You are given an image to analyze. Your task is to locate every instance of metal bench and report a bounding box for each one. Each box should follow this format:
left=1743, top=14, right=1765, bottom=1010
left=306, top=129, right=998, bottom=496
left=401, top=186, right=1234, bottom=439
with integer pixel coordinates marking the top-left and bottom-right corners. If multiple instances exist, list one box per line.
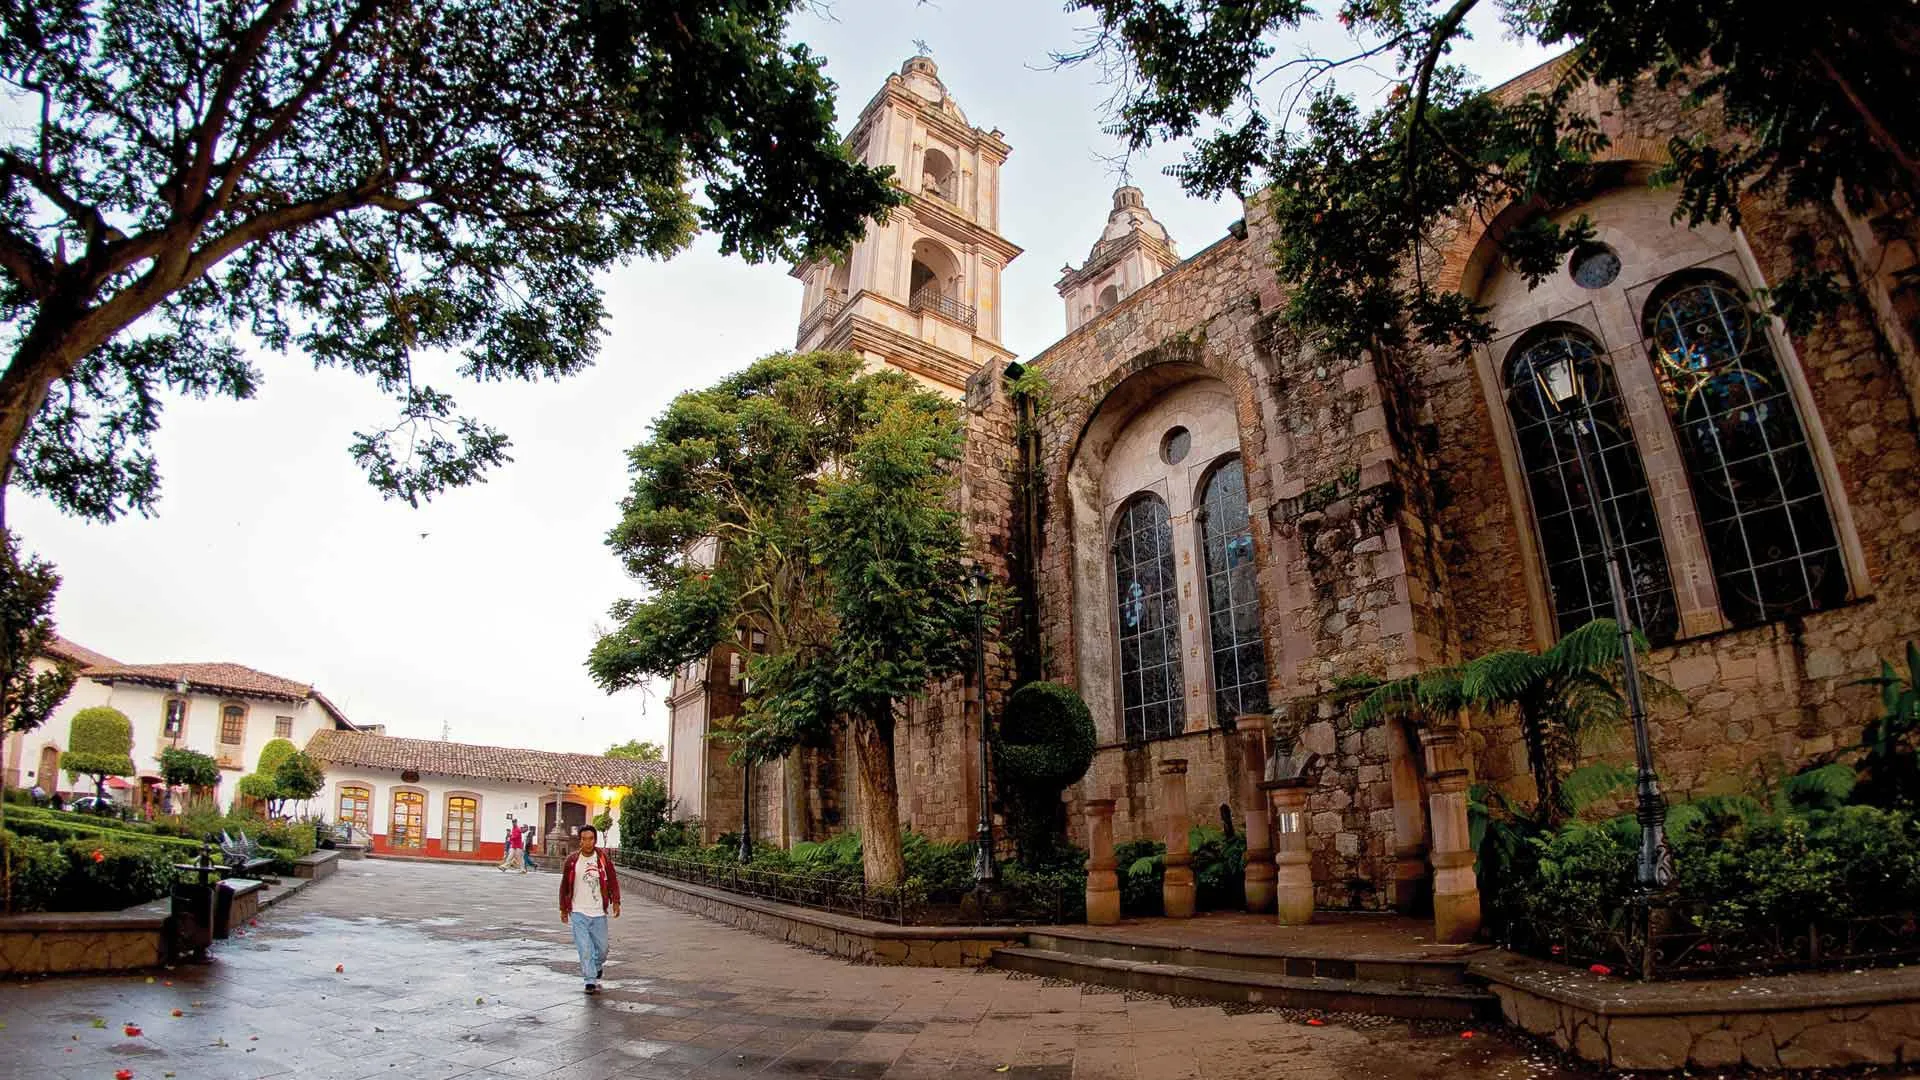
left=219, top=831, right=276, bottom=877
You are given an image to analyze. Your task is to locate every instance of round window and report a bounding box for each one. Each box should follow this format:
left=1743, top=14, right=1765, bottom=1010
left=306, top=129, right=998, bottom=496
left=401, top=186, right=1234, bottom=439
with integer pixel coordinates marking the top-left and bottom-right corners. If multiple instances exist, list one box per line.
left=1160, top=426, right=1191, bottom=465
left=1569, top=242, right=1622, bottom=289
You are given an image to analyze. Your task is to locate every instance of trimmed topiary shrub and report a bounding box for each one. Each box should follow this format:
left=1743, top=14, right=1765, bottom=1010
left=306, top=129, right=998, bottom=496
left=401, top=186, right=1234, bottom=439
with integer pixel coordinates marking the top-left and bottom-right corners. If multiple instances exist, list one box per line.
left=993, top=681, right=1096, bottom=867
left=60, top=705, right=135, bottom=799
left=1, top=830, right=66, bottom=912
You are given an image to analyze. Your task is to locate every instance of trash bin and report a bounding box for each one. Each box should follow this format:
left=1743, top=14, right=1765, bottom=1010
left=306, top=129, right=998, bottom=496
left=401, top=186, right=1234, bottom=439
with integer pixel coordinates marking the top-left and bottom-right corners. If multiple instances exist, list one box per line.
left=170, top=843, right=222, bottom=963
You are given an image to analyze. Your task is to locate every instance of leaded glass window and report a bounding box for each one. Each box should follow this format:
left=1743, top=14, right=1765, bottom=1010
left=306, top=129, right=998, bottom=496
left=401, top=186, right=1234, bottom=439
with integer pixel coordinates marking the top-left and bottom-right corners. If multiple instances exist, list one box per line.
left=1644, top=274, right=1846, bottom=624
left=1505, top=326, right=1679, bottom=642
left=1113, top=493, right=1184, bottom=741
left=1199, top=459, right=1269, bottom=723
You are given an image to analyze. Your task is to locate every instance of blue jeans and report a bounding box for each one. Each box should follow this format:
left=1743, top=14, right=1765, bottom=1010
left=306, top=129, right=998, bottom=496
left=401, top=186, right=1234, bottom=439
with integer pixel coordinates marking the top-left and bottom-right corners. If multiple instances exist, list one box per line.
left=522, top=847, right=535, bottom=869
left=569, top=911, right=607, bottom=985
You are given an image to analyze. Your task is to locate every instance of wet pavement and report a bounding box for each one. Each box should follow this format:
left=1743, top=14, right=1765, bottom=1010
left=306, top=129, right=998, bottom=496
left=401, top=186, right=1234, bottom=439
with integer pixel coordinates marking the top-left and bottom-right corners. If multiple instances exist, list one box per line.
left=0, top=858, right=1616, bottom=1079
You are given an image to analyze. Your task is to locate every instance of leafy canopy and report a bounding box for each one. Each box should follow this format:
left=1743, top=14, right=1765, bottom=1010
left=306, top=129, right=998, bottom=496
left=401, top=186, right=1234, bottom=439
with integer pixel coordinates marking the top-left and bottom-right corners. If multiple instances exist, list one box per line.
left=588, top=350, right=980, bottom=884
left=0, top=0, right=903, bottom=522
left=0, top=534, right=75, bottom=737
left=605, top=739, right=664, bottom=762
left=272, top=750, right=326, bottom=803
left=1060, top=0, right=1915, bottom=353
left=158, top=746, right=220, bottom=789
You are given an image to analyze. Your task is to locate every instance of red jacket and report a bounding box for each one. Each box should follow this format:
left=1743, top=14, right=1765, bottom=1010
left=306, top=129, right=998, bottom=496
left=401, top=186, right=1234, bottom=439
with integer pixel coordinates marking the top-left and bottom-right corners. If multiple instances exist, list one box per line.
left=558, top=849, right=621, bottom=915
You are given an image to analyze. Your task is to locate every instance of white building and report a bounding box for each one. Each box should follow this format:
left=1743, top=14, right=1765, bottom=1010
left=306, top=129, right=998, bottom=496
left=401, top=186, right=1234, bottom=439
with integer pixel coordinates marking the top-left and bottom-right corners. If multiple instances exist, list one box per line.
left=5, top=636, right=360, bottom=812
left=305, top=730, right=665, bottom=861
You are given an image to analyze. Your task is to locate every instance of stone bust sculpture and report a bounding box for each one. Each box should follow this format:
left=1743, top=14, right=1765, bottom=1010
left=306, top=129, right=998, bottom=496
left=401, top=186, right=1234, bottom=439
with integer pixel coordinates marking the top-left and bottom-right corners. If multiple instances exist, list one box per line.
left=1264, top=714, right=1322, bottom=784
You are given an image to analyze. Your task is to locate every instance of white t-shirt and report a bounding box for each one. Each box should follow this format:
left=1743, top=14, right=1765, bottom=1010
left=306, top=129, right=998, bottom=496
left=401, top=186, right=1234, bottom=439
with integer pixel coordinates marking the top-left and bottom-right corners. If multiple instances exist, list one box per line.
left=572, top=851, right=605, bottom=913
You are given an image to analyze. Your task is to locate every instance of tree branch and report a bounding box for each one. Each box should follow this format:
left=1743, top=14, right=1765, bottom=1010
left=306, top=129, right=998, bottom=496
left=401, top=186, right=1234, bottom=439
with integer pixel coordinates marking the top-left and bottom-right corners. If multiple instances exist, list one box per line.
left=0, top=151, right=122, bottom=250
left=1402, top=0, right=1480, bottom=299
left=181, top=0, right=299, bottom=215
left=0, top=226, right=54, bottom=300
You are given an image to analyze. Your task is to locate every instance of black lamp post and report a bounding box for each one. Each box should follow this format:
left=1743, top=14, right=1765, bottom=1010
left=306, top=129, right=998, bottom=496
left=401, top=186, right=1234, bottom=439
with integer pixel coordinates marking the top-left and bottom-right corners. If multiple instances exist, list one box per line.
left=965, top=567, right=998, bottom=888
left=1534, top=353, right=1674, bottom=892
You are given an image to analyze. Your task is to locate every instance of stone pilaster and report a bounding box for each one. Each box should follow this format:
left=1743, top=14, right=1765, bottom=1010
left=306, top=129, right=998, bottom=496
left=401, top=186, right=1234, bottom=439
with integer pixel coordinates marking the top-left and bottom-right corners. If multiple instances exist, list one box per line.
left=1264, top=779, right=1315, bottom=925
left=1159, top=759, right=1195, bottom=919
left=1419, top=718, right=1480, bottom=944
left=1238, top=715, right=1275, bottom=913
left=1084, top=799, right=1120, bottom=925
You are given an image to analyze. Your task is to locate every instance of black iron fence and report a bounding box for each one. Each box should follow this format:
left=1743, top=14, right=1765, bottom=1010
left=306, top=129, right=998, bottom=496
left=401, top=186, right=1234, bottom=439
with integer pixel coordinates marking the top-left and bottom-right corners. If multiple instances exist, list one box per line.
left=909, top=287, right=977, bottom=331
left=614, top=849, right=1080, bottom=927
left=796, top=295, right=845, bottom=347
left=1510, top=900, right=1920, bottom=980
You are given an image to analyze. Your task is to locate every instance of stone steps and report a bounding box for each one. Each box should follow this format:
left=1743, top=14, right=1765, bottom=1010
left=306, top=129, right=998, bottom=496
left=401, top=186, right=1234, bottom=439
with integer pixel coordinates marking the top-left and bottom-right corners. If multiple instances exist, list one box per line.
left=991, top=945, right=1495, bottom=1020
left=991, top=930, right=1497, bottom=1020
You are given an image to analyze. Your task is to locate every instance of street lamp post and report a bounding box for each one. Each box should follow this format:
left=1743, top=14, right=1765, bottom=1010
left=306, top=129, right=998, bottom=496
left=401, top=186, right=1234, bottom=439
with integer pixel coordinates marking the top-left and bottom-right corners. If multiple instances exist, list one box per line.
left=1534, top=354, right=1674, bottom=892
left=965, top=568, right=998, bottom=888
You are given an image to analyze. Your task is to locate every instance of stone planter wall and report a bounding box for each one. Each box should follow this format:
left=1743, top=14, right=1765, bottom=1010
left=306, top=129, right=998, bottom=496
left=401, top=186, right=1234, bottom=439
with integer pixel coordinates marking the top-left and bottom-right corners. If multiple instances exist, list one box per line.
left=0, top=908, right=168, bottom=975
left=1471, top=951, right=1920, bottom=1071
left=626, top=871, right=1018, bottom=967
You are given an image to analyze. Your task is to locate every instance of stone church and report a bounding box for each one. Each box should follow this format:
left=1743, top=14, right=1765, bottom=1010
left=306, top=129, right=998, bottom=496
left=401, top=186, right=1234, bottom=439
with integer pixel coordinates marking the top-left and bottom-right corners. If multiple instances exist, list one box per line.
left=666, top=55, right=1920, bottom=913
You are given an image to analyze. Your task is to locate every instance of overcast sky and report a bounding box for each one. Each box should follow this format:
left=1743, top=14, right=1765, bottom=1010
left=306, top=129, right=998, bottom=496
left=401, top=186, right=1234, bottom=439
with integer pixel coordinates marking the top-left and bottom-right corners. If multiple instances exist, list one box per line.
left=12, top=1, right=1553, bottom=757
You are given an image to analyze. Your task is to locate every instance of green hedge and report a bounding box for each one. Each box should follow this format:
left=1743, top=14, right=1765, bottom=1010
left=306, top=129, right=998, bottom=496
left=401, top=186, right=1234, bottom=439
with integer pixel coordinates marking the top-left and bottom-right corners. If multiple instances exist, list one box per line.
left=0, top=830, right=179, bottom=912
left=4, top=808, right=203, bottom=855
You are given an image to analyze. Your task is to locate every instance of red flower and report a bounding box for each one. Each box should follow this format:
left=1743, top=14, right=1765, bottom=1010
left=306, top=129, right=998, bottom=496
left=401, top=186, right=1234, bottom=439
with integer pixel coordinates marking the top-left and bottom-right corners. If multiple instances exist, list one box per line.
left=1697, top=942, right=1714, bottom=952
left=92, top=850, right=106, bottom=864
left=1305, top=1018, right=1325, bottom=1026
left=1460, top=1031, right=1476, bottom=1039
left=170, top=1009, right=183, bottom=1018
left=123, top=1025, right=142, bottom=1036
left=1588, top=963, right=1612, bottom=976
left=115, top=1070, right=133, bottom=1080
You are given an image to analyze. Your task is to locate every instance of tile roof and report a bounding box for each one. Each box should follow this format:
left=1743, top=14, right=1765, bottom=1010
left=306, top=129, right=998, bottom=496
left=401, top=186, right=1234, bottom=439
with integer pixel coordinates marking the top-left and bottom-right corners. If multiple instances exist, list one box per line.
left=305, top=730, right=667, bottom=790
left=43, top=635, right=120, bottom=671
left=85, top=661, right=360, bottom=729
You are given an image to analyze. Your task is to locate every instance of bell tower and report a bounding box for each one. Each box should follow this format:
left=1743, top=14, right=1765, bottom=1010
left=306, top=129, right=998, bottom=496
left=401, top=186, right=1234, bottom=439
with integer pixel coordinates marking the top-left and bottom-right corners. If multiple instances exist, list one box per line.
left=1056, top=186, right=1179, bottom=333
left=793, top=58, right=1023, bottom=395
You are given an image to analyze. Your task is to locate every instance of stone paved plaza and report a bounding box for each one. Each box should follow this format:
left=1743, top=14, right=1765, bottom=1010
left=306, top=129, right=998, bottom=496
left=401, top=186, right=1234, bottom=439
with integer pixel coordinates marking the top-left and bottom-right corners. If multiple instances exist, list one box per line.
left=0, top=859, right=1609, bottom=1079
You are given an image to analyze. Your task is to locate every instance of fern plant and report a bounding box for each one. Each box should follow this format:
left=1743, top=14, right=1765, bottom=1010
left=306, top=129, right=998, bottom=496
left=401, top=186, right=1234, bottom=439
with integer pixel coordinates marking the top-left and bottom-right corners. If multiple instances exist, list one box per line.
left=1355, top=618, right=1665, bottom=824
left=1855, top=643, right=1920, bottom=810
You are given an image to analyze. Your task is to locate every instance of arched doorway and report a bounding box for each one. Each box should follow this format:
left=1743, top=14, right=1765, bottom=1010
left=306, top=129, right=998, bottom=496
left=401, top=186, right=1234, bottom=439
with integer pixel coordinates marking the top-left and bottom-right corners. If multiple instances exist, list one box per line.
left=542, top=797, right=588, bottom=851
left=36, top=745, right=60, bottom=793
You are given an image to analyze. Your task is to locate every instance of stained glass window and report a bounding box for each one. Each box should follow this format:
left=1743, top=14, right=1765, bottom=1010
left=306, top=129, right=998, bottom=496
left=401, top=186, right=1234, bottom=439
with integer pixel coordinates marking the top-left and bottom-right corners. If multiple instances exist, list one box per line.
left=1199, top=459, right=1269, bottom=723
left=1644, top=274, right=1846, bottom=623
left=391, top=790, right=425, bottom=848
left=445, top=796, right=478, bottom=853
left=1505, top=326, right=1679, bottom=642
left=1113, top=494, right=1184, bottom=741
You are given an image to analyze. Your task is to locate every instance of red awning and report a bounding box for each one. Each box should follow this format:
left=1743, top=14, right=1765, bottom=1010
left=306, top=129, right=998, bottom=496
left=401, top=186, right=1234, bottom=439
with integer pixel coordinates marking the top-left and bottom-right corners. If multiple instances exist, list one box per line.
left=104, top=777, right=131, bottom=790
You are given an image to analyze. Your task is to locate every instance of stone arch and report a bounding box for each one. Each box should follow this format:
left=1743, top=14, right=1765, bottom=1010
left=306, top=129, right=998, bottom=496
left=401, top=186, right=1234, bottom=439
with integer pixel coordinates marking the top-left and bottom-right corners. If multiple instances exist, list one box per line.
left=1097, top=283, right=1119, bottom=312
left=1062, top=347, right=1280, bottom=742
left=921, top=147, right=954, bottom=199
left=909, top=237, right=962, bottom=302
left=1460, top=177, right=1869, bottom=644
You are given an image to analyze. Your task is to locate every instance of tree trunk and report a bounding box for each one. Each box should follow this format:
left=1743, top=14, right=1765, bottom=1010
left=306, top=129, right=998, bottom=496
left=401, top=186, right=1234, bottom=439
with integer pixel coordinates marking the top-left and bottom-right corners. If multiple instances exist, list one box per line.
left=852, top=707, right=904, bottom=887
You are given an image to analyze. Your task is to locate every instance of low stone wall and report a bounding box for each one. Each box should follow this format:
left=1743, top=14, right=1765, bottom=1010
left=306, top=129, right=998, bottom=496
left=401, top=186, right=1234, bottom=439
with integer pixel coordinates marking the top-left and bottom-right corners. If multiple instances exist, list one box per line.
left=293, top=849, right=340, bottom=880
left=626, top=871, right=1018, bottom=967
left=0, top=908, right=168, bottom=975
left=1471, top=951, right=1920, bottom=1070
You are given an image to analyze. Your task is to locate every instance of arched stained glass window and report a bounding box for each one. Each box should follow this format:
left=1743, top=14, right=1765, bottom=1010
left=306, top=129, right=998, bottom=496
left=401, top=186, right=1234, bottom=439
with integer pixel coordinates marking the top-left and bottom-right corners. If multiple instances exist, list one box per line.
left=1505, top=326, right=1679, bottom=642
left=1644, top=274, right=1846, bottom=624
left=1199, top=459, right=1269, bottom=723
left=1113, top=494, right=1184, bottom=741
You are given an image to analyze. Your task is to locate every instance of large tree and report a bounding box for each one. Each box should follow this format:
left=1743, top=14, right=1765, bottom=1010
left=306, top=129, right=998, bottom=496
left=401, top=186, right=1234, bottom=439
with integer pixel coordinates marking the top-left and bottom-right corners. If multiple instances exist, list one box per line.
left=0, top=0, right=902, bottom=524
left=605, top=739, right=663, bottom=762
left=588, top=351, right=978, bottom=885
left=1059, top=0, right=1916, bottom=353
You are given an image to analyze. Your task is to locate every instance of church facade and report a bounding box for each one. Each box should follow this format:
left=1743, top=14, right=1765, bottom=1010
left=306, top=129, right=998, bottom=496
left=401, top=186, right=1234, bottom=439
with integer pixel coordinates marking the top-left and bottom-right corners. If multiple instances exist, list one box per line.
left=669, top=56, right=1920, bottom=911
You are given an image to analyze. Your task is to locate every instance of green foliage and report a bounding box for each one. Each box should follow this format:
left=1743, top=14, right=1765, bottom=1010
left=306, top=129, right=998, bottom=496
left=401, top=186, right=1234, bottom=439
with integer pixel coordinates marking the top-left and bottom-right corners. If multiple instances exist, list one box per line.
left=254, top=740, right=297, bottom=777
left=1115, top=837, right=1166, bottom=916
left=1357, top=618, right=1660, bottom=822
left=592, top=811, right=613, bottom=835
left=158, top=747, right=219, bottom=790
left=0, top=831, right=64, bottom=912
left=618, top=776, right=673, bottom=852
left=0, top=0, right=903, bottom=521
left=1855, top=643, right=1920, bottom=810
left=605, top=740, right=664, bottom=761
left=995, top=682, right=1097, bottom=866
left=0, top=537, right=76, bottom=738
left=273, top=751, right=326, bottom=805
left=590, top=351, right=980, bottom=885
left=235, top=773, right=280, bottom=802
left=1111, top=827, right=1246, bottom=916
left=1060, top=1, right=1911, bottom=358
left=61, top=706, right=135, bottom=794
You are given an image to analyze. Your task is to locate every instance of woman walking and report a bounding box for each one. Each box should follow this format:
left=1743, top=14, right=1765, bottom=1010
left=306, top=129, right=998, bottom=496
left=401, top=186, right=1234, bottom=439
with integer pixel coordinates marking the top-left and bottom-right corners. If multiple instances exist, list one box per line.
left=500, top=815, right=525, bottom=873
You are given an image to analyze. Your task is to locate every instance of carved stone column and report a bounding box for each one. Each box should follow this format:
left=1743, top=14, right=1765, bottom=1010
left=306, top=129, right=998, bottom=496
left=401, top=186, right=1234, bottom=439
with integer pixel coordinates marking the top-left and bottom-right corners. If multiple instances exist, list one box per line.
left=1084, top=799, right=1120, bottom=925
left=1159, top=759, right=1195, bottom=918
left=1419, top=718, right=1481, bottom=944
left=1386, top=720, right=1432, bottom=915
left=1238, top=715, right=1275, bottom=913
left=1262, top=779, right=1315, bottom=924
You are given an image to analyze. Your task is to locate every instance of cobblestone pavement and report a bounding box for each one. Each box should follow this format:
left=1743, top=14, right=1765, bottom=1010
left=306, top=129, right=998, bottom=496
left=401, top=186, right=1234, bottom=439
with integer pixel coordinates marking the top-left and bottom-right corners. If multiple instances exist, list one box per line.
left=0, top=859, right=1604, bottom=1080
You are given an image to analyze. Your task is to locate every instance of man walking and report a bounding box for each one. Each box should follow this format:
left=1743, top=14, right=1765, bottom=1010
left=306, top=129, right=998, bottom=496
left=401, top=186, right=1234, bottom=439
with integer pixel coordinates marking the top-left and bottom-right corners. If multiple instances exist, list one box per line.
left=500, top=815, right=524, bottom=873
left=558, top=824, right=620, bottom=993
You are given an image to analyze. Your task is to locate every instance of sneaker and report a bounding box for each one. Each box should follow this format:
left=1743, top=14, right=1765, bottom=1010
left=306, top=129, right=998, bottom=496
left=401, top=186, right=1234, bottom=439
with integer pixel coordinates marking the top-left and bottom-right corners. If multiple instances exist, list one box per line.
left=584, top=983, right=600, bottom=994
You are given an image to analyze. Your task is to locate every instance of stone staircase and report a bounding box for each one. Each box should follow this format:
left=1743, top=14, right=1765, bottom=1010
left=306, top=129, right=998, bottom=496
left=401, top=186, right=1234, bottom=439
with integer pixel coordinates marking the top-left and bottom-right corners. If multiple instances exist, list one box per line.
left=990, top=925, right=1497, bottom=1020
